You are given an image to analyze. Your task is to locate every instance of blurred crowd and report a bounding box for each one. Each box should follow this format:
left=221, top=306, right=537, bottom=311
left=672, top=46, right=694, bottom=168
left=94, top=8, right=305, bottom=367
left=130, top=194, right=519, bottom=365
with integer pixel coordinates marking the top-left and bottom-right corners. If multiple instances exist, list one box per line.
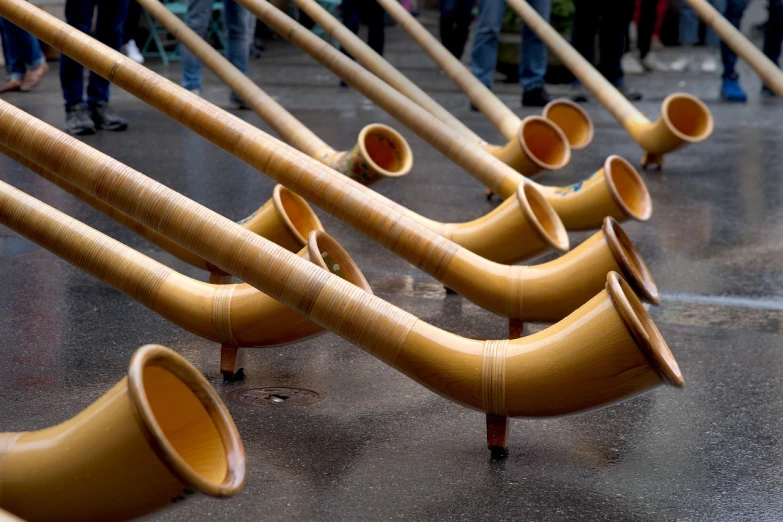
left=1, top=0, right=781, bottom=136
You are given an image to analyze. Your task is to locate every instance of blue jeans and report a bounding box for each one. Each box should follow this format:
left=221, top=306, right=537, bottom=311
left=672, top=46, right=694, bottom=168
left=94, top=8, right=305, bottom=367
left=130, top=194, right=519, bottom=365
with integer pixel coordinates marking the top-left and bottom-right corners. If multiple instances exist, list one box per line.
left=470, top=0, right=550, bottom=92
left=181, top=0, right=249, bottom=92
left=681, top=0, right=752, bottom=78
left=0, top=17, right=45, bottom=82
left=60, top=0, right=129, bottom=108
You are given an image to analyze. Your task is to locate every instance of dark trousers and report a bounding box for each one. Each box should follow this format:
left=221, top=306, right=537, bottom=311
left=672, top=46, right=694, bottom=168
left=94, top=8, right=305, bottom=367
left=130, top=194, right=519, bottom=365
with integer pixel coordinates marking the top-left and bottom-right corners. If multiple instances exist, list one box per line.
left=123, top=0, right=142, bottom=44
left=341, top=0, right=385, bottom=56
left=571, top=0, right=634, bottom=86
left=60, top=0, right=129, bottom=108
left=440, top=0, right=473, bottom=59
left=764, top=0, right=783, bottom=67
left=637, top=0, right=658, bottom=59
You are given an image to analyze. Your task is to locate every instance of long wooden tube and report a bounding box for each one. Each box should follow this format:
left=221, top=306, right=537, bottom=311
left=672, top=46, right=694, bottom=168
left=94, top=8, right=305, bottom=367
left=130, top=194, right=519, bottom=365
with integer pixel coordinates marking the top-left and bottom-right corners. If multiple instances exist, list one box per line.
left=0, top=103, right=683, bottom=428
left=0, top=345, right=245, bottom=521
left=506, top=0, right=714, bottom=168
left=684, top=0, right=783, bottom=98
left=137, top=0, right=412, bottom=185
left=134, top=0, right=568, bottom=262
left=368, top=0, right=593, bottom=150
left=235, top=0, right=650, bottom=227
left=0, top=4, right=654, bottom=318
left=0, top=179, right=369, bottom=348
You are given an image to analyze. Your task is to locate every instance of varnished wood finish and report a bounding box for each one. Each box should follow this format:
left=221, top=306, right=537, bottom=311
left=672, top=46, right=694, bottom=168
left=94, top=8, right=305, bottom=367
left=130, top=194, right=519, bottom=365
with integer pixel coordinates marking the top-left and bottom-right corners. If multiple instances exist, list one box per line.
left=0, top=7, right=649, bottom=319
left=0, top=345, right=245, bottom=521
left=684, top=0, right=783, bottom=98
left=134, top=0, right=569, bottom=263
left=505, top=0, right=713, bottom=167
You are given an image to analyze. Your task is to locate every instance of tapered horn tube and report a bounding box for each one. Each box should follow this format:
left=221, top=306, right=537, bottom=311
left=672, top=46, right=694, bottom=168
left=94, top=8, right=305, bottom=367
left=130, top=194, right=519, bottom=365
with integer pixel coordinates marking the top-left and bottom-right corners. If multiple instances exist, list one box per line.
left=504, top=0, right=713, bottom=168
left=0, top=11, right=648, bottom=320
left=0, top=179, right=368, bottom=348
left=343, top=0, right=594, bottom=150
left=137, top=0, right=411, bottom=186
left=684, top=0, right=783, bottom=98
left=134, top=0, right=567, bottom=262
left=0, top=345, right=245, bottom=521
left=0, top=102, right=682, bottom=429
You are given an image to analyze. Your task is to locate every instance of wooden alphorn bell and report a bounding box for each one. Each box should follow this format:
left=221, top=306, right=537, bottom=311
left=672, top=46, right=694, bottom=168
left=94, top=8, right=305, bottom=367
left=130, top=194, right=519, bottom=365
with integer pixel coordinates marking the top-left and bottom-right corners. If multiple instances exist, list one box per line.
left=0, top=5, right=654, bottom=327
left=505, top=0, right=714, bottom=169
left=0, top=102, right=683, bottom=457
left=0, top=345, right=245, bottom=521
left=0, top=178, right=370, bottom=379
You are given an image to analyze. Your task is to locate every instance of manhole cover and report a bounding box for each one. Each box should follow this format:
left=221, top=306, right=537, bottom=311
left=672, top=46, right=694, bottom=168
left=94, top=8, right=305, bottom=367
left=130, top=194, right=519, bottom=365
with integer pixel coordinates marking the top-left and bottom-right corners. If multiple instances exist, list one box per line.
left=227, top=387, right=325, bottom=407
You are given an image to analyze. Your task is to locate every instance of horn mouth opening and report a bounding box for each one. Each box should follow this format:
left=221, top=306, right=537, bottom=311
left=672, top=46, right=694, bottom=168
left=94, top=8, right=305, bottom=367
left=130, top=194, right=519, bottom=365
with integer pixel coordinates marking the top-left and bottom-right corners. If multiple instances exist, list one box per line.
left=128, top=345, right=246, bottom=497
left=518, top=116, right=571, bottom=171
left=307, top=230, right=373, bottom=293
left=273, top=185, right=325, bottom=247
left=604, top=155, right=652, bottom=222
left=517, top=182, right=569, bottom=252
left=358, top=124, right=413, bottom=178
left=661, top=93, right=714, bottom=144
left=606, top=272, right=684, bottom=388
left=542, top=99, right=594, bottom=150
left=603, top=217, right=659, bottom=304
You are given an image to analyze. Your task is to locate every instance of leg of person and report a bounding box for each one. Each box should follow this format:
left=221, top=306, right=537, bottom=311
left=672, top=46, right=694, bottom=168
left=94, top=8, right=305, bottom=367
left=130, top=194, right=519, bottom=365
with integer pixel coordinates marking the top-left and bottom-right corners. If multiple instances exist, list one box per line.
left=637, top=0, right=657, bottom=60
left=88, top=0, right=130, bottom=130
left=8, top=17, right=47, bottom=92
left=182, top=0, right=214, bottom=91
left=366, top=1, right=386, bottom=56
left=440, top=0, right=457, bottom=56
left=61, top=0, right=96, bottom=135
left=762, top=0, right=783, bottom=94
left=469, top=0, right=505, bottom=90
left=570, top=0, right=599, bottom=101
left=121, top=1, right=145, bottom=63
left=340, top=0, right=360, bottom=65
left=519, top=0, right=551, bottom=106
left=451, top=0, right=474, bottom=60
left=225, top=0, right=250, bottom=107
left=0, top=18, right=30, bottom=91
left=671, top=0, right=700, bottom=71
left=598, top=0, right=641, bottom=99
left=720, top=0, right=750, bottom=101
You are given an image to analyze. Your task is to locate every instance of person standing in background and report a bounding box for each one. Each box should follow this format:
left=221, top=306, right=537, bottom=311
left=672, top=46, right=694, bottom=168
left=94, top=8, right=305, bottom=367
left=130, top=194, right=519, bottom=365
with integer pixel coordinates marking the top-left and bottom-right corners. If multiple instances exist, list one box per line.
left=181, top=0, right=250, bottom=108
left=0, top=14, right=48, bottom=93
left=341, top=0, right=386, bottom=56
left=634, top=0, right=669, bottom=71
left=120, top=1, right=145, bottom=64
left=470, top=0, right=553, bottom=107
left=60, top=0, right=129, bottom=135
left=762, top=0, right=783, bottom=96
left=439, top=0, right=474, bottom=60
left=570, top=0, right=642, bottom=102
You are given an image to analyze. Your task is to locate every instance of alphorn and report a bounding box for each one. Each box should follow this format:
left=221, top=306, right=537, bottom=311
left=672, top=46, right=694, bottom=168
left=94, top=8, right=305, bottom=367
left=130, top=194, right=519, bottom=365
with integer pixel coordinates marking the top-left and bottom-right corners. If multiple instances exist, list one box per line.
left=236, top=0, right=652, bottom=230
left=0, top=4, right=654, bottom=322
left=0, top=178, right=369, bottom=378
left=368, top=0, right=594, bottom=149
left=136, top=0, right=568, bottom=261
left=0, top=143, right=322, bottom=283
left=505, top=0, right=713, bottom=168
left=0, top=102, right=683, bottom=455
left=684, top=0, right=783, bottom=98
left=0, top=345, right=245, bottom=521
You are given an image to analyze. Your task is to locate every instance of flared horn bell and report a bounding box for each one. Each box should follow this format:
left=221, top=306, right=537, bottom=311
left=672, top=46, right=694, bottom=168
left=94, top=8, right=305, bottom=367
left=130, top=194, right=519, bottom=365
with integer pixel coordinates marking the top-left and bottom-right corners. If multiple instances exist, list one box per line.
left=542, top=99, right=595, bottom=150
left=0, top=345, right=245, bottom=522
left=485, top=116, right=571, bottom=177
left=534, top=155, right=652, bottom=230
left=324, top=123, right=413, bottom=185
left=238, top=184, right=324, bottom=252
left=633, top=93, right=714, bottom=162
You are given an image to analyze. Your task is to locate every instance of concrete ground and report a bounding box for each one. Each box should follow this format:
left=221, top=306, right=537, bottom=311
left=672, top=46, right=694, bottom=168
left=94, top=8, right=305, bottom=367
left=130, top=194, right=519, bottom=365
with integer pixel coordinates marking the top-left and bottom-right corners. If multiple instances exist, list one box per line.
left=1, top=10, right=782, bottom=521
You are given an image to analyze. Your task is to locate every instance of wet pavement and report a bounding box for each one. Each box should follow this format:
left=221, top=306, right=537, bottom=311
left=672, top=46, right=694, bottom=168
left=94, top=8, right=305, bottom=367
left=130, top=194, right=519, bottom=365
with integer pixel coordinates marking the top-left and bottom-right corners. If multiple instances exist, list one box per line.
left=1, top=9, right=783, bottom=521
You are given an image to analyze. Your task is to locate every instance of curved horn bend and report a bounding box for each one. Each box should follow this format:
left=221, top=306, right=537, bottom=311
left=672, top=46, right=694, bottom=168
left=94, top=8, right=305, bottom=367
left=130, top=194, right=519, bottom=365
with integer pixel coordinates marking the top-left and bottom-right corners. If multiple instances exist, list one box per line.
left=0, top=345, right=245, bottom=522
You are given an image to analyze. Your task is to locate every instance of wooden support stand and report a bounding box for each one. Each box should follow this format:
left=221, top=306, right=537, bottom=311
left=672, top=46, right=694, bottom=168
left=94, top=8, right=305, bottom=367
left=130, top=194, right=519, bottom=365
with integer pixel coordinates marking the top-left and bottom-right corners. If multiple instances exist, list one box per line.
left=508, top=318, right=524, bottom=339
left=220, top=345, right=246, bottom=381
left=486, top=413, right=510, bottom=459
left=640, top=151, right=664, bottom=170
left=484, top=187, right=495, bottom=200
left=444, top=286, right=458, bottom=295
left=209, top=271, right=233, bottom=285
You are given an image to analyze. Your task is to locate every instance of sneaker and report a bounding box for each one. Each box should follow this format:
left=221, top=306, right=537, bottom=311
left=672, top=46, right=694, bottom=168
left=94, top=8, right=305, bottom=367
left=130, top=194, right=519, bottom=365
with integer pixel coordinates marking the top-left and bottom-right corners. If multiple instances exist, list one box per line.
left=469, top=102, right=479, bottom=112
left=20, top=62, right=48, bottom=92
left=571, top=85, right=589, bottom=103
left=621, top=53, right=644, bottom=75
left=721, top=74, right=747, bottom=102
left=188, top=88, right=202, bottom=97
left=700, top=55, right=718, bottom=73
left=619, top=84, right=642, bottom=101
left=121, top=39, right=145, bottom=64
left=0, top=78, right=22, bottom=93
left=65, top=103, right=96, bottom=135
left=89, top=101, right=128, bottom=131
left=640, top=52, right=670, bottom=72
left=521, top=86, right=552, bottom=107
left=669, top=56, right=691, bottom=72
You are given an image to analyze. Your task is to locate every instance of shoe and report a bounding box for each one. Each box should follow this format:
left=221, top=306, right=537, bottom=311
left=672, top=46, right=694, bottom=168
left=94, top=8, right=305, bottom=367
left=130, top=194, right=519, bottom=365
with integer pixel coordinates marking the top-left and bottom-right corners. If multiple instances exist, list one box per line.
left=89, top=102, right=128, bottom=131
left=121, top=39, right=145, bottom=64
left=188, top=88, right=202, bottom=97
left=761, top=84, right=776, bottom=98
left=669, top=56, right=691, bottom=72
left=721, top=74, right=747, bottom=102
left=20, top=62, right=48, bottom=92
left=470, top=102, right=479, bottom=112
left=570, top=85, right=589, bottom=103
left=230, top=93, right=250, bottom=110
left=0, top=78, right=22, bottom=93
left=640, top=52, right=670, bottom=72
left=700, top=55, right=718, bottom=73
left=621, top=53, right=644, bottom=75
left=339, top=80, right=348, bottom=88
left=618, top=85, right=642, bottom=101
left=521, top=86, right=552, bottom=107
left=65, top=103, right=96, bottom=135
